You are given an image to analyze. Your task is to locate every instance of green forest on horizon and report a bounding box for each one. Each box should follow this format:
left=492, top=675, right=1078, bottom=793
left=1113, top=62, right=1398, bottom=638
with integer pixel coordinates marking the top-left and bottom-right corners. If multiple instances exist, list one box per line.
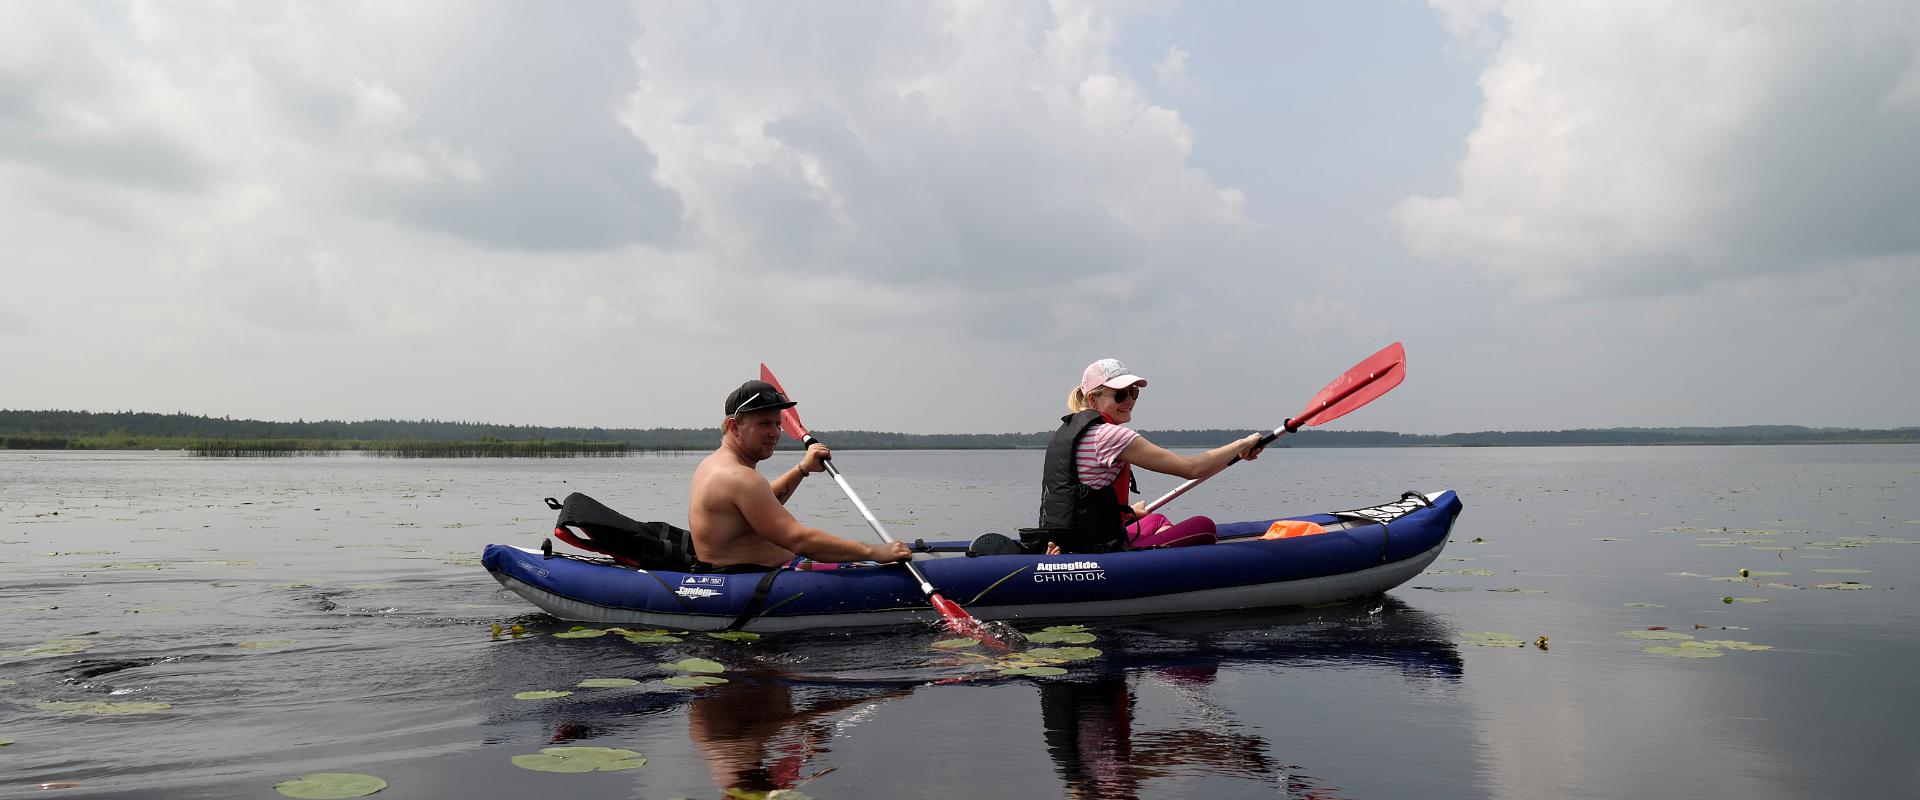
left=2, top=409, right=1916, bottom=454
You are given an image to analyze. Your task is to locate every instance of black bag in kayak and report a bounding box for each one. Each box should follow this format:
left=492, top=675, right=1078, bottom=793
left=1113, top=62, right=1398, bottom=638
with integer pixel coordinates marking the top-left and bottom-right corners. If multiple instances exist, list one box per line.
left=544, top=493, right=698, bottom=571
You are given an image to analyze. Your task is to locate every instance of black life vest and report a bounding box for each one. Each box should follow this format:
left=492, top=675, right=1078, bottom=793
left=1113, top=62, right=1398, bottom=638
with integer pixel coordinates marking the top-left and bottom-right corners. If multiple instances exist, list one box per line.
left=1024, top=410, right=1130, bottom=554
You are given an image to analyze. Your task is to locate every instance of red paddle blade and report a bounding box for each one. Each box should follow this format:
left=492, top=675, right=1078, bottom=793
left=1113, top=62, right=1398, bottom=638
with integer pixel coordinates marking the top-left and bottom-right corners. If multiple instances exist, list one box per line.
left=758, top=363, right=812, bottom=441
left=1294, top=342, right=1406, bottom=427
left=928, top=593, right=1009, bottom=651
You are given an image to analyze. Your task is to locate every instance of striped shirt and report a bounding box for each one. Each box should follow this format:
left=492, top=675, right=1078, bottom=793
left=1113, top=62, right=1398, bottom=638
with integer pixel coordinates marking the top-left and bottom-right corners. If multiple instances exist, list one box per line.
left=1076, top=422, right=1138, bottom=489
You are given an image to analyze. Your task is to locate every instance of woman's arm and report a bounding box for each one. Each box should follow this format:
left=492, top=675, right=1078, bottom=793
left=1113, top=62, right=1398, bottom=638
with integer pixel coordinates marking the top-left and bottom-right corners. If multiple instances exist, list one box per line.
left=1121, top=433, right=1265, bottom=481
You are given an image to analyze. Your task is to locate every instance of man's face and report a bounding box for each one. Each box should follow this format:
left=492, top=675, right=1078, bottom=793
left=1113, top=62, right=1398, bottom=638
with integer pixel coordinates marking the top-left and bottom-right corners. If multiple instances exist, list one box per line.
left=728, top=409, right=784, bottom=461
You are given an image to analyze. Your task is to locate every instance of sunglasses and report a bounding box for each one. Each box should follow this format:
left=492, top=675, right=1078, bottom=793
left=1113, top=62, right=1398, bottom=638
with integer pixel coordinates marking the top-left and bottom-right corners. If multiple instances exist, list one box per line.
left=1098, top=386, right=1140, bottom=402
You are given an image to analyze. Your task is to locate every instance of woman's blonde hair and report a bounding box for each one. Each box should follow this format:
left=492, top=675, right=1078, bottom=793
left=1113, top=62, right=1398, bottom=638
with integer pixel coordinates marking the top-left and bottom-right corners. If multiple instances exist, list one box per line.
left=1067, top=386, right=1096, bottom=413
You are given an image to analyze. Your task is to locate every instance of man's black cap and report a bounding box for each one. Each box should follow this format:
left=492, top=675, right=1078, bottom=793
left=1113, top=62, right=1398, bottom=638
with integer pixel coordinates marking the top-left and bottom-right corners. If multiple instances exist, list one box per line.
left=725, top=379, right=797, bottom=416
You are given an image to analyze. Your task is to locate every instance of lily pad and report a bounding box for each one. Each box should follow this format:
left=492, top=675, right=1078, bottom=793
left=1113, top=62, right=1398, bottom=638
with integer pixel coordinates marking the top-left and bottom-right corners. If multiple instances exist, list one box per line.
left=1814, top=582, right=1871, bottom=590
left=0, top=678, right=16, bottom=687
left=1460, top=631, right=1527, bottom=647
left=931, top=639, right=980, bottom=650
left=1486, top=587, right=1547, bottom=594
left=1617, top=630, right=1694, bottom=641
left=1412, top=586, right=1474, bottom=592
left=664, top=675, right=730, bottom=688
left=36, top=700, right=172, bottom=715
left=1746, top=570, right=1790, bottom=577
left=661, top=658, right=726, bottom=674
left=1025, top=627, right=1097, bottom=645
left=511, top=746, right=647, bottom=773
left=1702, top=640, right=1773, bottom=651
left=1622, top=602, right=1665, bottom=608
left=18, top=640, right=89, bottom=657
left=620, top=633, right=682, bottom=644
left=274, top=772, right=388, bottom=799
left=236, top=640, right=296, bottom=650
left=576, top=678, right=641, bottom=688
left=1025, top=646, right=1102, bottom=661
left=513, top=690, right=573, bottom=701
left=1645, top=644, right=1723, bottom=658
left=551, top=627, right=608, bottom=639
left=705, top=631, right=761, bottom=642
left=1722, top=597, right=1768, bottom=604
left=999, top=666, right=1069, bottom=677
left=1424, top=568, right=1496, bottom=576
left=0, top=739, right=11, bottom=746
left=1812, top=568, right=1870, bottom=574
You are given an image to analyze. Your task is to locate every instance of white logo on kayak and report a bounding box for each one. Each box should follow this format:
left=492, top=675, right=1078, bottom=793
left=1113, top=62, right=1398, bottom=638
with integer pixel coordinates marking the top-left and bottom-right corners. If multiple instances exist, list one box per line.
left=1034, top=559, right=1106, bottom=583
left=676, top=586, right=722, bottom=599
left=682, top=576, right=726, bottom=586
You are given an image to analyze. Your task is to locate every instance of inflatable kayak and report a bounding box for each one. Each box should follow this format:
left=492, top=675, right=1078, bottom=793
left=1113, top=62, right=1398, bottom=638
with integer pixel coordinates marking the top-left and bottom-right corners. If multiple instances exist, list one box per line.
left=482, top=490, right=1463, bottom=632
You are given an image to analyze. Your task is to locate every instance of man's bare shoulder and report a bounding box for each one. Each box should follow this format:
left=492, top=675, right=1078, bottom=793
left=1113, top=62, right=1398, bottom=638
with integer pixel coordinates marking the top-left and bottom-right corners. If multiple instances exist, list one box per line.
left=692, top=450, right=763, bottom=493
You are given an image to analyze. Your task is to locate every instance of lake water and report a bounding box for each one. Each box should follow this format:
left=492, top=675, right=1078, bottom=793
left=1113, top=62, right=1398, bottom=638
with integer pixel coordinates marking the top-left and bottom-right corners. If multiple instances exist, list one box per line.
left=1, top=446, right=1916, bottom=799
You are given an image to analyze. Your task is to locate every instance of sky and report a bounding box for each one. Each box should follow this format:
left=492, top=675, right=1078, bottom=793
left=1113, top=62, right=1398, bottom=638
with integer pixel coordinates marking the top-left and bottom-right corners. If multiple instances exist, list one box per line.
left=3, top=1, right=1917, bottom=435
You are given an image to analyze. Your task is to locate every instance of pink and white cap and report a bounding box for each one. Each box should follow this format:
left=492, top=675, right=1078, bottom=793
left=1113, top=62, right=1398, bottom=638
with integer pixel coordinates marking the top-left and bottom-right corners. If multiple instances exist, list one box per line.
left=1080, top=358, right=1148, bottom=395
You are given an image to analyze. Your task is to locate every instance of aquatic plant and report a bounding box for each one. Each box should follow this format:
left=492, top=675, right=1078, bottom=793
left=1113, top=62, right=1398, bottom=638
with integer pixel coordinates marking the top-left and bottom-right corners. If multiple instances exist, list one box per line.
left=274, top=773, right=387, bottom=799
left=511, top=746, right=647, bottom=773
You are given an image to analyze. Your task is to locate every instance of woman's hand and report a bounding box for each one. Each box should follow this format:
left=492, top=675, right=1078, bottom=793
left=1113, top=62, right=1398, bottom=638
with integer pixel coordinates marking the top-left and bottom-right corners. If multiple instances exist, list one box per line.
left=1239, top=433, right=1267, bottom=461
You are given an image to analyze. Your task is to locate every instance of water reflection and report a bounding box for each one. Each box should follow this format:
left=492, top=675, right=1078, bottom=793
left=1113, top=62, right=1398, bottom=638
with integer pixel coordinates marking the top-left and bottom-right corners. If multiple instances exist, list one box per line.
left=1040, top=673, right=1282, bottom=799
left=1035, top=599, right=1462, bottom=799
left=685, top=678, right=910, bottom=795
left=518, top=600, right=1465, bottom=798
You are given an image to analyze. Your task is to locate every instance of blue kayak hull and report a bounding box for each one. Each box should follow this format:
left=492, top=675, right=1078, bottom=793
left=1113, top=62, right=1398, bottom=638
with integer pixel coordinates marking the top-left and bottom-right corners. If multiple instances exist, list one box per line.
left=483, top=490, right=1463, bottom=631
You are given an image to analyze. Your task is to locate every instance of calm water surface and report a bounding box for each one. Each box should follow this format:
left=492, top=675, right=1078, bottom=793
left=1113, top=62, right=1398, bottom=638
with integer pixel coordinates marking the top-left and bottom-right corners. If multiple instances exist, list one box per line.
left=1, top=446, right=1915, bottom=799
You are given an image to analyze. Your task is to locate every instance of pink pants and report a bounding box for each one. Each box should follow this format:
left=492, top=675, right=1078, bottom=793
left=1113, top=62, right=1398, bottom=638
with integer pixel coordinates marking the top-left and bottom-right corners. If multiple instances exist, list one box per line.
left=1126, top=513, right=1217, bottom=549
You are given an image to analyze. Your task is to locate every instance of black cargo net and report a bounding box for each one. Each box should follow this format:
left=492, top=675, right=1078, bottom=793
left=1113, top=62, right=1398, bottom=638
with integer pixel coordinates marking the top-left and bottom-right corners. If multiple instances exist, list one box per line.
left=1330, top=491, right=1434, bottom=525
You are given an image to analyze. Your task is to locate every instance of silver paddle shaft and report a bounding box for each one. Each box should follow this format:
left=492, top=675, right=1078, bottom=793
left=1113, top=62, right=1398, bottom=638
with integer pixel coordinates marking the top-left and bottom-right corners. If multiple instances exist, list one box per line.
left=818, top=459, right=938, bottom=596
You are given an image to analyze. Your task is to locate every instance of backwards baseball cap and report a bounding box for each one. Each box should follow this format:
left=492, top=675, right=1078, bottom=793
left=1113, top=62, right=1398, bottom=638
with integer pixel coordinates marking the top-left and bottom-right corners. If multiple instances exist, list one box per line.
left=725, top=379, right=797, bottom=416
left=1080, top=358, right=1148, bottom=395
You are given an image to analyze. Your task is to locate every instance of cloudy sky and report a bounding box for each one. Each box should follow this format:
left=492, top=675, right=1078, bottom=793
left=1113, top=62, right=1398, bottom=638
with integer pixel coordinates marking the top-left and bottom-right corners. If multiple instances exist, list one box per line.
left=3, top=1, right=1916, bottom=435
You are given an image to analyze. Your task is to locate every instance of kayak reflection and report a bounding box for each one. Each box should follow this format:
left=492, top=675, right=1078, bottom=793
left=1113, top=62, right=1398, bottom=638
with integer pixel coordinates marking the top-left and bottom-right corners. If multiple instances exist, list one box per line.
left=1036, top=599, right=1460, bottom=799
left=1041, top=673, right=1282, bottom=799
left=686, top=678, right=910, bottom=795
left=510, top=599, right=1460, bottom=797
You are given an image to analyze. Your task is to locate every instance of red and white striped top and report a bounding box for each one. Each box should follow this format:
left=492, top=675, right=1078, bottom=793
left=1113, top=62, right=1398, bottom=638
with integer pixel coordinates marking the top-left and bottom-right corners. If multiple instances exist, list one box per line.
left=1076, top=422, right=1138, bottom=489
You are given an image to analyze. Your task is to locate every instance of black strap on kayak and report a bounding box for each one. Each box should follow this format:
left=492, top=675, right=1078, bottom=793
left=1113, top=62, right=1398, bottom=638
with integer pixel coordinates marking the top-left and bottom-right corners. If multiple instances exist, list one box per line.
left=723, top=567, right=788, bottom=631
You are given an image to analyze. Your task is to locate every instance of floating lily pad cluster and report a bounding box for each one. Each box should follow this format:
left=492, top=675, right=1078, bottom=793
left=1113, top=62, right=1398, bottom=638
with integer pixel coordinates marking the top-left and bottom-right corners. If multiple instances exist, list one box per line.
left=274, top=772, right=387, bottom=798
left=660, top=658, right=730, bottom=688
left=935, top=626, right=1104, bottom=677
left=1618, top=629, right=1772, bottom=659
left=576, top=677, right=641, bottom=688
left=551, top=626, right=609, bottom=639
left=35, top=700, right=173, bottom=715
left=1458, top=631, right=1527, bottom=648
left=13, top=639, right=89, bottom=657
left=512, top=746, right=647, bottom=773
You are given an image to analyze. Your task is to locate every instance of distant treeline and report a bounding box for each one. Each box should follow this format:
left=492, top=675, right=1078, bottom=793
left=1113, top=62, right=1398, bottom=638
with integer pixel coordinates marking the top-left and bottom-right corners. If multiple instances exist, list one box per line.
left=2, top=410, right=1916, bottom=452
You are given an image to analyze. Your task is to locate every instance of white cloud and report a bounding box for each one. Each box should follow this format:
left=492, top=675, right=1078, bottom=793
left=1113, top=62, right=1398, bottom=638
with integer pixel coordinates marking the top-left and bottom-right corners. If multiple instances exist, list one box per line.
left=1396, top=0, right=1920, bottom=302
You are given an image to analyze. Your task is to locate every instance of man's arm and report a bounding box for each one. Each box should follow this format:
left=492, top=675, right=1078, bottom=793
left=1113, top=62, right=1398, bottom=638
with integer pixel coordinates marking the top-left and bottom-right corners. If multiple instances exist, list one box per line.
left=733, top=471, right=909, bottom=563
left=770, top=443, right=831, bottom=505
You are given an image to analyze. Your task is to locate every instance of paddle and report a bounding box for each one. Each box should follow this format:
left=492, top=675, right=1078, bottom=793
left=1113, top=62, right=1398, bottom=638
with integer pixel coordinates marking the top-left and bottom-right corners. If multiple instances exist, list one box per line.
left=758, top=363, right=1009, bottom=649
left=1141, top=341, right=1406, bottom=515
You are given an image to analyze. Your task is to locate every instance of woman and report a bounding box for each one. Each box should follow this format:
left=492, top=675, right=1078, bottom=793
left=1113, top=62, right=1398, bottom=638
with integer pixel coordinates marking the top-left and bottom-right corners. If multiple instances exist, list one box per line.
left=1027, top=358, right=1267, bottom=554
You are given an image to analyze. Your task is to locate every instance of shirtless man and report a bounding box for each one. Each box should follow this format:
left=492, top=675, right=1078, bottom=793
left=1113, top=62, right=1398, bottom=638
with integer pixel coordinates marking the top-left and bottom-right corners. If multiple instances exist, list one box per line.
left=688, top=380, right=913, bottom=570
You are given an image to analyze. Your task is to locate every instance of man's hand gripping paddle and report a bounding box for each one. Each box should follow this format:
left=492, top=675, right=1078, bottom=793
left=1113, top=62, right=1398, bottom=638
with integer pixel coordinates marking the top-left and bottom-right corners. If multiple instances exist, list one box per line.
left=1142, top=342, right=1407, bottom=515
left=759, top=364, right=1011, bottom=650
